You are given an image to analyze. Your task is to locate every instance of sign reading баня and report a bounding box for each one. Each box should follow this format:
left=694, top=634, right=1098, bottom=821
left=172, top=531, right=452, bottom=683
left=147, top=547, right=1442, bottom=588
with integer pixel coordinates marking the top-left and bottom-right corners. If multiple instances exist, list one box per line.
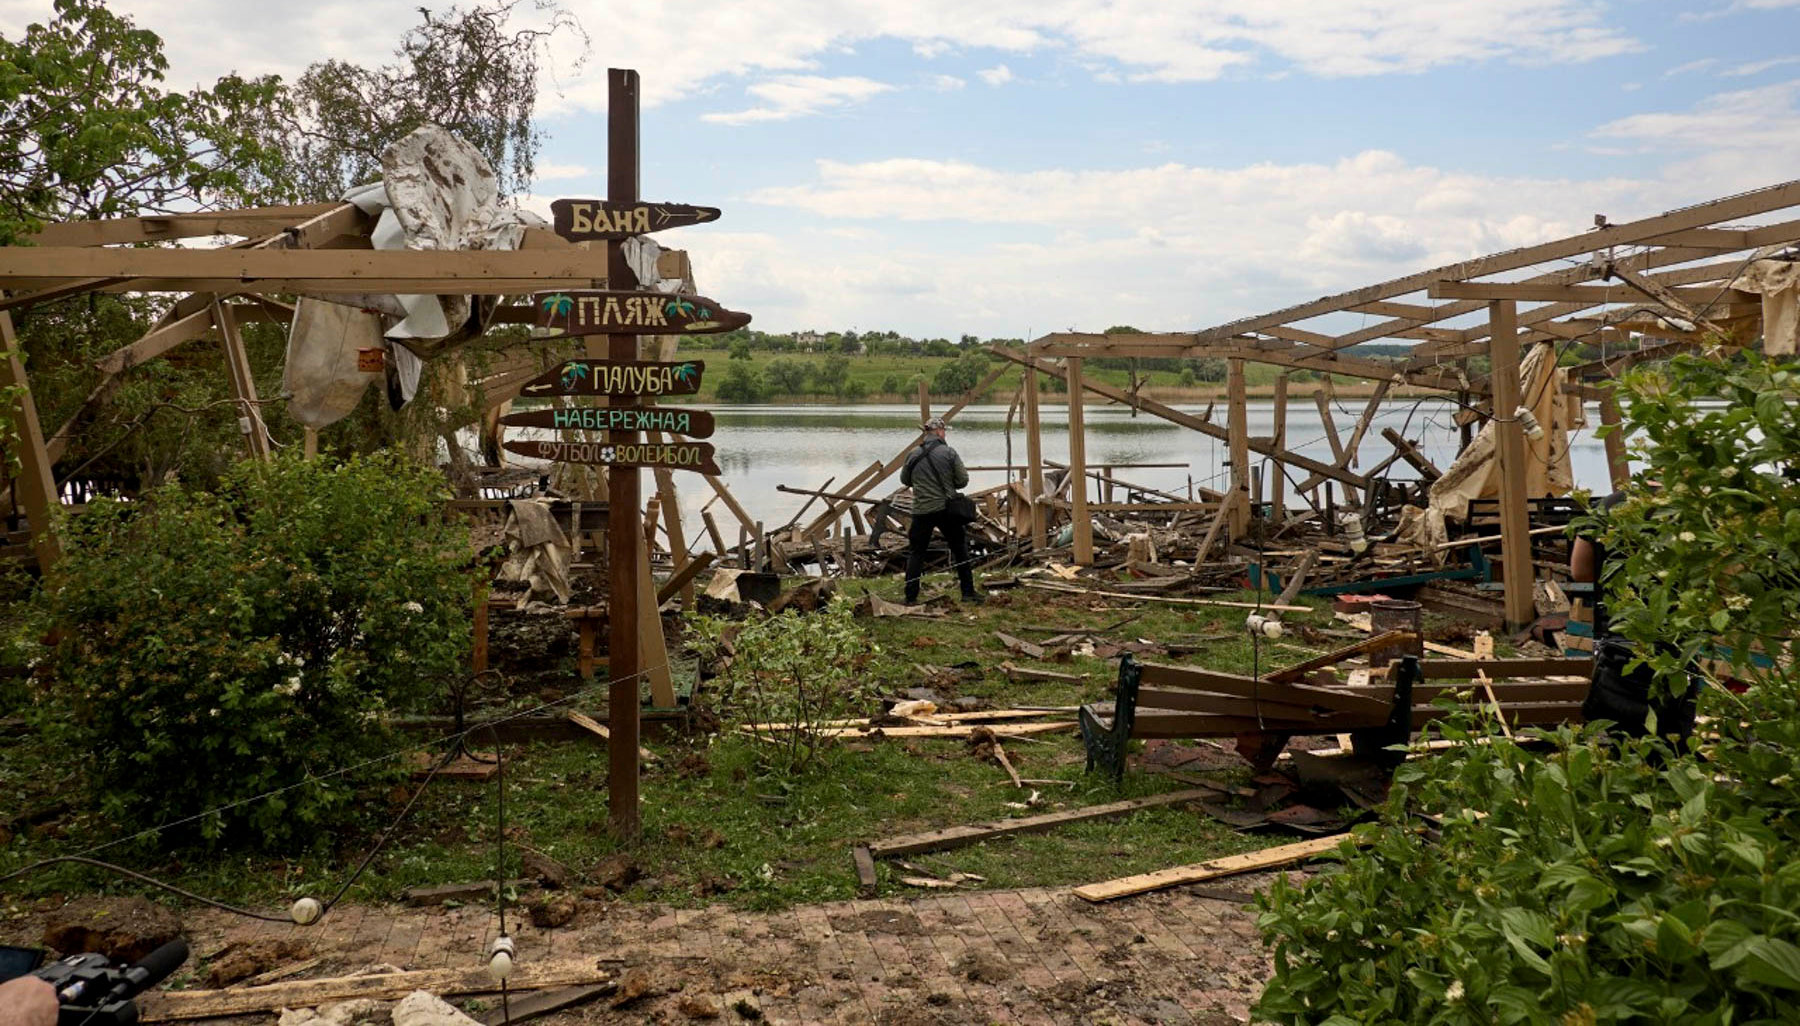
left=535, top=290, right=749, bottom=336
left=551, top=199, right=720, bottom=241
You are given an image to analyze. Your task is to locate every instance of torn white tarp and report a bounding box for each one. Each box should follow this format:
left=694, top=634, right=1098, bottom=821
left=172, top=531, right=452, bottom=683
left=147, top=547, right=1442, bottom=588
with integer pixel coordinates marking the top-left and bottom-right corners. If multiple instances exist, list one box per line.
left=281, top=299, right=386, bottom=429
left=1426, top=341, right=1577, bottom=522
left=285, top=125, right=546, bottom=426
left=1736, top=257, right=1800, bottom=357
left=498, top=498, right=571, bottom=604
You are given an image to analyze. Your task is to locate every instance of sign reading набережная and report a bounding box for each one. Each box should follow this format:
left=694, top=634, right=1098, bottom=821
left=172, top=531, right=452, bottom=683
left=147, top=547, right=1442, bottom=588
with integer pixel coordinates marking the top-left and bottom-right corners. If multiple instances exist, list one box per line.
left=498, top=405, right=715, bottom=438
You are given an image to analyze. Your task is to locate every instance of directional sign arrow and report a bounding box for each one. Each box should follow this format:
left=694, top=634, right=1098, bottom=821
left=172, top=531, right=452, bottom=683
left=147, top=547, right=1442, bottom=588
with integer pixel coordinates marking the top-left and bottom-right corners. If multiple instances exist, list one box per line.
left=518, top=359, right=705, bottom=398
left=534, top=291, right=749, bottom=336
left=498, top=405, right=715, bottom=439
left=551, top=199, right=722, bottom=241
left=503, top=438, right=721, bottom=476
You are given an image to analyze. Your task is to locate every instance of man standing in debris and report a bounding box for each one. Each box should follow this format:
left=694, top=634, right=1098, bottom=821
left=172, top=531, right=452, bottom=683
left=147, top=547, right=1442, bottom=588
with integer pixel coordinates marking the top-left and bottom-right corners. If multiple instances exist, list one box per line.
left=1570, top=491, right=1700, bottom=740
left=901, top=417, right=983, bottom=605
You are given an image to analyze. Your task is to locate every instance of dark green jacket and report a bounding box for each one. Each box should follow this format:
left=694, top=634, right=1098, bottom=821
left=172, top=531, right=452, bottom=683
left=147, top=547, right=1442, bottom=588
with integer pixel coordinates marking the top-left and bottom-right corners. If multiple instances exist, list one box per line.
left=901, top=437, right=969, bottom=515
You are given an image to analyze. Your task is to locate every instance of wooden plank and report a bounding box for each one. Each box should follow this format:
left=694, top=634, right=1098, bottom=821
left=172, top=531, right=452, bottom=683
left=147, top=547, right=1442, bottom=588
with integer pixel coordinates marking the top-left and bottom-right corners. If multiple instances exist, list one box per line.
left=1227, top=359, right=1250, bottom=538
left=1489, top=301, right=1536, bottom=630
left=796, top=721, right=1076, bottom=740
left=139, top=961, right=614, bottom=1021
left=213, top=301, right=271, bottom=461
left=1067, top=357, right=1093, bottom=564
left=0, top=246, right=615, bottom=283
left=1411, top=657, right=1591, bottom=680
left=566, top=710, right=658, bottom=763
left=1023, top=351, right=1048, bottom=548
left=1139, top=662, right=1391, bottom=717
left=1274, top=549, right=1318, bottom=606
left=479, top=985, right=614, bottom=1026
left=0, top=311, right=61, bottom=571
left=655, top=550, right=715, bottom=605
left=1136, top=686, right=1330, bottom=722
left=26, top=203, right=343, bottom=247
left=1192, top=476, right=1240, bottom=564
left=1428, top=281, right=1740, bottom=305
left=853, top=845, right=879, bottom=897
left=1270, top=372, right=1289, bottom=520
left=867, top=788, right=1216, bottom=858
left=1264, top=630, right=1413, bottom=684
left=1126, top=709, right=1367, bottom=736
left=1072, top=834, right=1353, bottom=902
left=1019, top=579, right=1308, bottom=612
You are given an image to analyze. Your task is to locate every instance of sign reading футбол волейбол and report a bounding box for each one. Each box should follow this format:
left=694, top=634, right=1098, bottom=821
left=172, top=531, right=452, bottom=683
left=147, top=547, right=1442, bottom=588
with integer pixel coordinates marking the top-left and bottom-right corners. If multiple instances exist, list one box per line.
left=498, top=405, right=715, bottom=438
left=535, top=290, right=749, bottom=336
left=502, top=439, right=721, bottom=476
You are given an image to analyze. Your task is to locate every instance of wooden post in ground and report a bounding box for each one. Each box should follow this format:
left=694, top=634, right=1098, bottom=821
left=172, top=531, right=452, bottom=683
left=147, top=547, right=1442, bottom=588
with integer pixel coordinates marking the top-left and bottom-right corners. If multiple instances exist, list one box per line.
left=1066, top=357, right=1093, bottom=564
left=917, top=380, right=931, bottom=426
left=0, top=310, right=61, bottom=572
left=212, top=301, right=271, bottom=461
left=1598, top=394, right=1630, bottom=493
left=1227, top=359, right=1250, bottom=539
left=1489, top=300, right=1536, bottom=632
left=604, top=68, right=643, bottom=840
left=1270, top=372, right=1288, bottom=522
left=1022, top=354, right=1047, bottom=548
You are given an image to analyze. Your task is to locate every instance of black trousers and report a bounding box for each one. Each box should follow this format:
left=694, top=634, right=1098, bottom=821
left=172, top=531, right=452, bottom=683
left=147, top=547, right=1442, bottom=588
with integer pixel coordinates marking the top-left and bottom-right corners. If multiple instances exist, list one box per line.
left=904, top=509, right=975, bottom=601
left=1582, top=637, right=1700, bottom=741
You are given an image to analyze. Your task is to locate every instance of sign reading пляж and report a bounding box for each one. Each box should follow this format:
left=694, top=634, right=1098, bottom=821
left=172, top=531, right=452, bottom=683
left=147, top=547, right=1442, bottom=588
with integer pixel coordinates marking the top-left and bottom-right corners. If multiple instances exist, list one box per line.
left=503, top=439, right=721, bottom=476
left=536, top=291, right=749, bottom=336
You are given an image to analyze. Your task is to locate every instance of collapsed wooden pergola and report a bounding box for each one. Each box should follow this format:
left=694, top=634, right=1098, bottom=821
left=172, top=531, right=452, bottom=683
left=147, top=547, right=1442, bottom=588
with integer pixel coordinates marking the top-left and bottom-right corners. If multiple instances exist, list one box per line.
left=0, top=199, right=762, bottom=583
left=1001, top=179, right=1800, bottom=628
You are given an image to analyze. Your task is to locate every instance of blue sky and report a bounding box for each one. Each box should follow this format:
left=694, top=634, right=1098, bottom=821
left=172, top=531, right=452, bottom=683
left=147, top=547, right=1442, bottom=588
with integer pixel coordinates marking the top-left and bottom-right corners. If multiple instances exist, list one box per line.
left=7, top=0, right=1800, bottom=339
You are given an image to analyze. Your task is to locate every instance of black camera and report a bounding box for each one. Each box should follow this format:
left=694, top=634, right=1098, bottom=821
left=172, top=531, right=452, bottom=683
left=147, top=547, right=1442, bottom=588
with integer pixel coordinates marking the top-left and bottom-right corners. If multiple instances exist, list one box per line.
left=22, top=938, right=188, bottom=1025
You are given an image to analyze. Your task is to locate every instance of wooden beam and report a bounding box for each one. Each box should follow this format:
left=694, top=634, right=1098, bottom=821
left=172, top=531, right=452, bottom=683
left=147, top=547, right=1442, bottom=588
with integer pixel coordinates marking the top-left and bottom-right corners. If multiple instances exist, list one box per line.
left=655, top=550, right=715, bottom=606
left=992, top=346, right=1369, bottom=489
left=0, top=310, right=62, bottom=571
left=1066, top=357, right=1093, bottom=564
left=1022, top=353, right=1047, bottom=548
left=1072, top=833, right=1353, bottom=902
left=1598, top=393, right=1630, bottom=492
left=212, top=301, right=271, bottom=461
left=1269, top=372, right=1288, bottom=521
left=866, top=789, right=1216, bottom=858
left=139, top=961, right=613, bottom=1021
left=1489, top=301, right=1536, bottom=630
left=25, top=203, right=343, bottom=247
left=0, top=246, right=610, bottom=286
left=1226, top=359, right=1249, bottom=538
left=1427, top=281, right=1744, bottom=305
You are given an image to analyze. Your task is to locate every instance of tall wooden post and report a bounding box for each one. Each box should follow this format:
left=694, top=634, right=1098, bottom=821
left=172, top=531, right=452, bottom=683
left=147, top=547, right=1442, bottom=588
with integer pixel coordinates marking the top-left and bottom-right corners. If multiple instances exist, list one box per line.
left=1022, top=354, right=1047, bottom=548
left=1598, top=394, right=1630, bottom=493
left=1489, top=300, right=1536, bottom=631
left=213, top=301, right=271, bottom=461
left=605, top=68, right=643, bottom=839
left=1226, top=359, right=1250, bottom=539
left=917, top=380, right=931, bottom=427
left=1066, top=358, right=1092, bottom=564
left=0, top=311, right=61, bottom=572
left=1270, top=372, right=1289, bottom=522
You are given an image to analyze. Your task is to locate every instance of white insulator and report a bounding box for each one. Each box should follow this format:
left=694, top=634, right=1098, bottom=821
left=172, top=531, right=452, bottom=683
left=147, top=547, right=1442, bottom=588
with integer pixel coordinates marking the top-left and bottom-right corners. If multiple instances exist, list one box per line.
left=290, top=897, right=322, bottom=926
left=487, top=935, right=516, bottom=982
left=1245, top=613, right=1285, bottom=639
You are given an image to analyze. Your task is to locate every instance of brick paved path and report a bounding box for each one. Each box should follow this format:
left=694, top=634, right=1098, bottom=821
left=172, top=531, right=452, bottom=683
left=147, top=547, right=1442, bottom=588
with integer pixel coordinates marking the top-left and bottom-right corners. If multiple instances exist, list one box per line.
left=159, top=881, right=1275, bottom=1025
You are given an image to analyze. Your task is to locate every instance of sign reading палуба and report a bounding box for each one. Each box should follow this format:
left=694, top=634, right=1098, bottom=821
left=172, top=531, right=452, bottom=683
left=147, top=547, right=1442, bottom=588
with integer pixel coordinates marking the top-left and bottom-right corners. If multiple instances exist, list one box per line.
left=498, top=405, right=715, bottom=438
left=535, top=291, right=750, bottom=336
left=519, top=359, right=704, bottom=398
left=502, top=439, right=721, bottom=476
left=551, top=199, right=721, bottom=241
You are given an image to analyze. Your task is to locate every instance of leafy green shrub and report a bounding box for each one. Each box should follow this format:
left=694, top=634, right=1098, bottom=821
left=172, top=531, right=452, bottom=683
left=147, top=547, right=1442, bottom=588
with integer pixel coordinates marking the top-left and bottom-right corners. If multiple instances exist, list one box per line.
left=1256, top=352, right=1800, bottom=1024
left=690, top=603, right=877, bottom=776
left=715, top=361, right=765, bottom=403
left=40, top=452, right=474, bottom=848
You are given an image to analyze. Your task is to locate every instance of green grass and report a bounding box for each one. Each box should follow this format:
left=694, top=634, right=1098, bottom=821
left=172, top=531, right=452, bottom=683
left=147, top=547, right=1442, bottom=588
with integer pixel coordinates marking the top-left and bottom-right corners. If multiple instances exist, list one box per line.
left=2, top=578, right=1421, bottom=914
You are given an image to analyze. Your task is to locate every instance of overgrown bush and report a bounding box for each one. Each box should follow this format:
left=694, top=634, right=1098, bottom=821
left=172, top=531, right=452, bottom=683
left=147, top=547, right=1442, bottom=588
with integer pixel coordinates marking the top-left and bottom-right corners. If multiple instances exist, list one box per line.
left=691, top=603, right=878, bottom=776
left=1255, top=351, right=1800, bottom=1024
left=37, top=452, right=475, bottom=849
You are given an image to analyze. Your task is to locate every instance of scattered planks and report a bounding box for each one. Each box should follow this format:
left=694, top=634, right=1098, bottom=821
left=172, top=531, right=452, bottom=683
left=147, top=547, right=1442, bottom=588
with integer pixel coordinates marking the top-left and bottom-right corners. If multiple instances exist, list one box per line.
left=1264, top=629, right=1413, bottom=684
left=566, top=711, right=660, bottom=763
left=139, top=961, right=615, bottom=1021
left=1021, top=579, right=1309, bottom=612
left=787, top=721, right=1076, bottom=740
left=864, top=788, right=1216, bottom=859
left=479, top=985, right=615, bottom=1026
left=1000, top=661, right=1087, bottom=684
left=1071, top=833, right=1354, bottom=903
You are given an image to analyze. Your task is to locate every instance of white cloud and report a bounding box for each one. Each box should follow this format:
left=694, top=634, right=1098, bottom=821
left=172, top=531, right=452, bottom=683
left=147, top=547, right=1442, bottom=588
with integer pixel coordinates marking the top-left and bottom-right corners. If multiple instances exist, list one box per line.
left=1665, top=58, right=1718, bottom=77
left=532, top=163, right=592, bottom=179
left=702, top=75, right=893, bottom=125
left=977, top=64, right=1014, bottom=86
left=1722, top=56, right=1800, bottom=77
left=926, top=74, right=966, bottom=91
left=4, top=0, right=1644, bottom=113
left=1592, top=79, right=1800, bottom=191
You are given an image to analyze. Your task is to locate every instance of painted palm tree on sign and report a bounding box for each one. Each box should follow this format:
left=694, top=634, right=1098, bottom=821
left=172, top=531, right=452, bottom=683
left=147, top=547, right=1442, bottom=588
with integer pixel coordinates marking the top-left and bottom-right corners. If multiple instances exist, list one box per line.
left=541, top=293, right=575, bottom=322
left=670, top=362, right=700, bottom=389
left=560, top=363, right=587, bottom=392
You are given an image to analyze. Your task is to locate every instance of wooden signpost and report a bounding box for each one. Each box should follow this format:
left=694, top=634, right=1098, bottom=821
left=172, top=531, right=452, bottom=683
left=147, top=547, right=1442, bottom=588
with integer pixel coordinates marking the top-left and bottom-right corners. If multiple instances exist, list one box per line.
left=535, top=291, right=749, bottom=335
left=498, top=405, right=715, bottom=438
left=551, top=199, right=721, bottom=240
left=502, top=69, right=750, bottom=841
left=517, top=358, right=704, bottom=398
left=502, top=438, right=722, bottom=476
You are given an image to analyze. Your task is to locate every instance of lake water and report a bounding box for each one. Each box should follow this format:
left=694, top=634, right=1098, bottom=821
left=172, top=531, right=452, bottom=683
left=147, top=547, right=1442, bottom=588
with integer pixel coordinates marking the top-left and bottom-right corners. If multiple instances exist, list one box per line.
left=512, top=399, right=1629, bottom=545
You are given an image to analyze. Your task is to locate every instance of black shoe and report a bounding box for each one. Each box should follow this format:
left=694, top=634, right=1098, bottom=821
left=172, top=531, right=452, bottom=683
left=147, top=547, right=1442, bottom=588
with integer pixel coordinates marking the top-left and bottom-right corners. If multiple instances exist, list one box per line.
left=962, top=592, right=986, bottom=605
left=904, top=594, right=919, bottom=606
